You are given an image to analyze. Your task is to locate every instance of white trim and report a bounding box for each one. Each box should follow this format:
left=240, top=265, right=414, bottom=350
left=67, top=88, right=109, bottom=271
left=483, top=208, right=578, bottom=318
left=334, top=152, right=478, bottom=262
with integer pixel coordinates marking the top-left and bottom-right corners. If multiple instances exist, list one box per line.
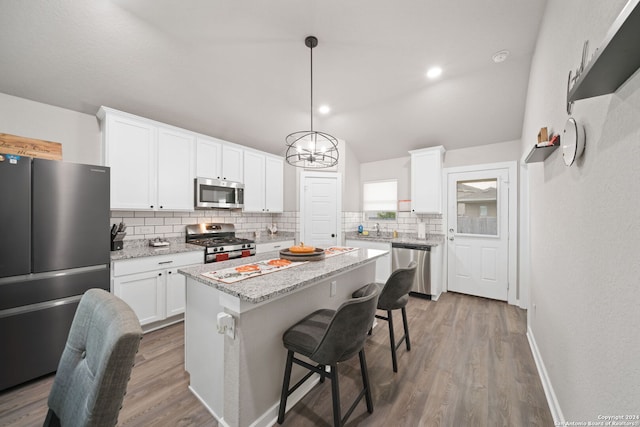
left=299, top=171, right=343, bottom=246
left=188, top=385, right=230, bottom=427
left=519, top=162, right=530, bottom=309
left=527, top=327, right=565, bottom=425
left=442, top=161, right=518, bottom=305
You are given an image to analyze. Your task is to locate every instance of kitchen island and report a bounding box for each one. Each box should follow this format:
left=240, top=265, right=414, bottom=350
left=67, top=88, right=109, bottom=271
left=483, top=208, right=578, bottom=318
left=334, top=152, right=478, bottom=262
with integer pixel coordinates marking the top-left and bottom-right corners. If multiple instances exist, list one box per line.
left=178, top=247, right=386, bottom=427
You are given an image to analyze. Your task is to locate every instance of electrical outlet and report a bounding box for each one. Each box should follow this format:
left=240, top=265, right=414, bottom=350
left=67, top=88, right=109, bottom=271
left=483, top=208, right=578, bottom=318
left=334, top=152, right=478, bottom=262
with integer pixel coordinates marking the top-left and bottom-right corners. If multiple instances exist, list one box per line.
left=216, top=312, right=236, bottom=339
left=330, top=281, right=337, bottom=297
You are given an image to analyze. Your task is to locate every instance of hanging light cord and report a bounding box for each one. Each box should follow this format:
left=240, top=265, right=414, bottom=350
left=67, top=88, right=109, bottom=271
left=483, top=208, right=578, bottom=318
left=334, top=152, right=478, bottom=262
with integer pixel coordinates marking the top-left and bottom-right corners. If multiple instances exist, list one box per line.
left=309, top=40, right=314, bottom=132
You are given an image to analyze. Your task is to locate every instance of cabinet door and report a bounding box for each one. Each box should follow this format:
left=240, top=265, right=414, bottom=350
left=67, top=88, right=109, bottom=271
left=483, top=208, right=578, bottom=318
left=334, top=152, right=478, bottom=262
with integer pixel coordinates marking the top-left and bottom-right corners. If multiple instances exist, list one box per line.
left=265, top=156, right=284, bottom=213
left=105, top=115, right=157, bottom=210
left=255, top=240, right=294, bottom=254
left=222, top=145, right=244, bottom=182
left=165, top=268, right=186, bottom=317
left=158, top=127, right=195, bottom=211
left=411, top=148, right=444, bottom=213
left=243, top=150, right=266, bottom=212
left=196, top=136, right=222, bottom=179
left=113, top=270, right=165, bottom=325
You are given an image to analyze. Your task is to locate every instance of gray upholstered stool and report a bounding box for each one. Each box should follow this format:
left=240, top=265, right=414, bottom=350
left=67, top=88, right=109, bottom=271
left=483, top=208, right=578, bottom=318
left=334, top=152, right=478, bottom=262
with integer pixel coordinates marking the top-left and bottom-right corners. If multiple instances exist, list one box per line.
left=277, top=283, right=379, bottom=427
left=44, top=288, right=142, bottom=427
left=357, top=262, right=417, bottom=373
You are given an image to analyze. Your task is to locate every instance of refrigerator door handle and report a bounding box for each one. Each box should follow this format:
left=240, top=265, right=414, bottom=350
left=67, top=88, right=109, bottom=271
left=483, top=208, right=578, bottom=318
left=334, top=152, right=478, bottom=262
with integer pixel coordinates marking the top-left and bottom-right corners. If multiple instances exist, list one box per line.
left=0, top=295, right=82, bottom=319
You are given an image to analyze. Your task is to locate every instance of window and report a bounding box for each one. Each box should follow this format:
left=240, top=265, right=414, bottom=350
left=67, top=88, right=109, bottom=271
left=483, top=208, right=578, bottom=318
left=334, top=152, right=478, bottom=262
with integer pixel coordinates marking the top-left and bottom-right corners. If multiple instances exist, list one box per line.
left=456, top=179, right=497, bottom=235
left=363, top=180, right=397, bottom=220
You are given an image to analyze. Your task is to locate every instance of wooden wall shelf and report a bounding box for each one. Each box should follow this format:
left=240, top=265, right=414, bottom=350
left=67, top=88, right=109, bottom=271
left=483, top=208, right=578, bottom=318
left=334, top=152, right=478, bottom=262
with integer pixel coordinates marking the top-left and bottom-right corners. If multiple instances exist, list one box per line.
left=568, top=0, right=640, bottom=102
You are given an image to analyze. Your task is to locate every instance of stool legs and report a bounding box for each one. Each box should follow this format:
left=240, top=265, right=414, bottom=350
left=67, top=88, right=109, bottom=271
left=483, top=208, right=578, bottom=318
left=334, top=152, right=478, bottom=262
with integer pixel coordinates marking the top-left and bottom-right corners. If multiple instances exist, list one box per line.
left=386, top=310, right=398, bottom=372
left=277, top=350, right=294, bottom=424
left=401, top=307, right=411, bottom=351
left=330, top=364, right=341, bottom=427
left=359, top=350, right=374, bottom=413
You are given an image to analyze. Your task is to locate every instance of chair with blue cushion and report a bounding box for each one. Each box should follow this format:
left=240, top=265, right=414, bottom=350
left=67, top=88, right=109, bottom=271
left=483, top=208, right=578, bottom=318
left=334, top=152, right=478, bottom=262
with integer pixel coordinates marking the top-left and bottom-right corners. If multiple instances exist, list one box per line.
left=44, top=288, right=142, bottom=427
left=277, top=283, right=379, bottom=427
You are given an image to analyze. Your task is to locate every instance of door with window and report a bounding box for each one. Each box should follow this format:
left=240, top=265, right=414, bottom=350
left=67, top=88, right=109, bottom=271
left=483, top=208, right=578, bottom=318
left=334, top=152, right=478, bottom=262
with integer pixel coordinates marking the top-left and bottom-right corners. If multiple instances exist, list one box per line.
left=447, top=167, right=511, bottom=301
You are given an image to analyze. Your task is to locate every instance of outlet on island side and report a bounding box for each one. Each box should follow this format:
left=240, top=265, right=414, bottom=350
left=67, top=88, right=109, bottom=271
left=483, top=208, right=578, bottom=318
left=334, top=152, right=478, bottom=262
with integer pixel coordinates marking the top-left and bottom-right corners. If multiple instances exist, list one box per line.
left=330, top=281, right=337, bottom=297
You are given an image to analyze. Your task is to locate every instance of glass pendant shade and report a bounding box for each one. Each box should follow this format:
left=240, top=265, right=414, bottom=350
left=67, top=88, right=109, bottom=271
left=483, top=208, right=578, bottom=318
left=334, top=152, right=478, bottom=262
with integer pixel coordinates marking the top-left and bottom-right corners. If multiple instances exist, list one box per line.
left=285, top=36, right=339, bottom=169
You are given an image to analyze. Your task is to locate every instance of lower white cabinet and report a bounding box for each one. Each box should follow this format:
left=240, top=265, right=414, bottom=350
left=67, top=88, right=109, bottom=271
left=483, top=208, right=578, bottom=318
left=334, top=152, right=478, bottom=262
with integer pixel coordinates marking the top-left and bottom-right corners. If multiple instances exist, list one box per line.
left=256, top=240, right=294, bottom=254
left=112, top=251, right=202, bottom=327
left=345, top=239, right=391, bottom=283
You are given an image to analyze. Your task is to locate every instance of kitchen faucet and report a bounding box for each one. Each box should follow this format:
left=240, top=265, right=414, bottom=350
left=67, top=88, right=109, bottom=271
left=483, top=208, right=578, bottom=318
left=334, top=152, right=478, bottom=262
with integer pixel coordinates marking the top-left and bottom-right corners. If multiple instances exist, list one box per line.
left=374, top=223, right=380, bottom=236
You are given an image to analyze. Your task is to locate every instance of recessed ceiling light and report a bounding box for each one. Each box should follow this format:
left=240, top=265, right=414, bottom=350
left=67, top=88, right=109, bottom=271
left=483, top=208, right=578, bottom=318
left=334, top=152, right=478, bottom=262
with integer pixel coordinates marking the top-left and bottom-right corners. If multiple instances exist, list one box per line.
left=492, top=50, right=510, bottom=63
left=426, top=66, right=443, bottom=79
left=318, top=105, right=331, bottom=115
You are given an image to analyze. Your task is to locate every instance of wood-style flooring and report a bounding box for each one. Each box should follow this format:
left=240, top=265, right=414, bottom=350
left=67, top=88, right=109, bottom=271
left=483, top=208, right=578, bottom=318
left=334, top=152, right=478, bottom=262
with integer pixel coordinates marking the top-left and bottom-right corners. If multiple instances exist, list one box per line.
left=0, top=292, right=553, bottom=427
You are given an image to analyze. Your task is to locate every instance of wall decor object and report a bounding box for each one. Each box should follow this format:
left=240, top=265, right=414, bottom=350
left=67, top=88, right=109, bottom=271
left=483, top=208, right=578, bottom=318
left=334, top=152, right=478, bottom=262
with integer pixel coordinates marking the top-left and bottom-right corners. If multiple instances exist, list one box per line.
left=561, top=118, right=585, bottom=166
left=0, top=133, right=62, bottom=160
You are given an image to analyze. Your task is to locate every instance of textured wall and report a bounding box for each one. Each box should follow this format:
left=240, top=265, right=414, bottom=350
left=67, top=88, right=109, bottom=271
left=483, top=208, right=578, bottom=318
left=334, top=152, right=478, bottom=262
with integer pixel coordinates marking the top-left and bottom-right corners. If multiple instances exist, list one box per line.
left=0, top=92, right=101, bottom=164
left=522, top=0, right=640, bottom=421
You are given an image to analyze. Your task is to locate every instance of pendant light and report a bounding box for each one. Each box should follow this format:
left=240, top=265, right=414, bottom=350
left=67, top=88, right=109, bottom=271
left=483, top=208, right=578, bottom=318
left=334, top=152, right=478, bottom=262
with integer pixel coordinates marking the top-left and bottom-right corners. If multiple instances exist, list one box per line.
left=285, top=36, right=339, bottom=168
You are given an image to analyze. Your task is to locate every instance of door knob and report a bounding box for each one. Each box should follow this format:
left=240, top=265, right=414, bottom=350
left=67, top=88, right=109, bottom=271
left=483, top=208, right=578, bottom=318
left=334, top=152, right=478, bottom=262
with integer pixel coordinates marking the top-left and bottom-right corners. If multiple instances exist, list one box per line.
left=449, top=236, right=454, bottom=241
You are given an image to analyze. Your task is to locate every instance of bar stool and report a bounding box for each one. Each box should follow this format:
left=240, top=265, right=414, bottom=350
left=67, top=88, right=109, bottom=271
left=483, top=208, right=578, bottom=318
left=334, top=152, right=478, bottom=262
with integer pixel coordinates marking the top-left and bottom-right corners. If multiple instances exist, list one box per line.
left=277, top=283, right=379, bottom=427
left=358, top=262, right=417, bottom=372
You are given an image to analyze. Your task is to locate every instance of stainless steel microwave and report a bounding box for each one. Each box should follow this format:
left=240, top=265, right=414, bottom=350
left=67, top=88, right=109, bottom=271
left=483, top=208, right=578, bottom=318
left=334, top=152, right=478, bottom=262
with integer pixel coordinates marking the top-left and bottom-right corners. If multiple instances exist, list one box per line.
left=195, top=177, right=244, bottom=209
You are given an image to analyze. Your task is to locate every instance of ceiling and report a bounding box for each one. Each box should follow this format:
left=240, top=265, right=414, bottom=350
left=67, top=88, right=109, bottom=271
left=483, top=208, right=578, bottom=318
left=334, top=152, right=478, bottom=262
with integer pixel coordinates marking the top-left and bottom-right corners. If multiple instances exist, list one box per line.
left=0, top=0, right=547, bottom=163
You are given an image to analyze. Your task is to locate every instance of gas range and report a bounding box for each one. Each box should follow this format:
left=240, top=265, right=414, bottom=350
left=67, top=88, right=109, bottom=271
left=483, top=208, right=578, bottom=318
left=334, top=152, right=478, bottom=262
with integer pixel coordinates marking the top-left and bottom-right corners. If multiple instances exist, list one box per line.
left=186, top=223, right=256, bottom=263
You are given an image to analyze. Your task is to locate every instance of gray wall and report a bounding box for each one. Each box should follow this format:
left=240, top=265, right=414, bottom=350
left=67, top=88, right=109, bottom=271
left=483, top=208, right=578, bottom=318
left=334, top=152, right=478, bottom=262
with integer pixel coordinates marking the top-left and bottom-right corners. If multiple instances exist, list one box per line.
left=521, top=0, right=640, bottom=421
left=0, top=92, right=101, bottom=164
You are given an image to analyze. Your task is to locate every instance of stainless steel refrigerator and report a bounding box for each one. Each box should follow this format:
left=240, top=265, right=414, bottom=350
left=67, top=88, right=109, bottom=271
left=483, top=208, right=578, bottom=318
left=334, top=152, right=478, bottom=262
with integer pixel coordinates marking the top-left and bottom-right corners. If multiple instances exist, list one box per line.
left=0, top=155, right=110, bottom=390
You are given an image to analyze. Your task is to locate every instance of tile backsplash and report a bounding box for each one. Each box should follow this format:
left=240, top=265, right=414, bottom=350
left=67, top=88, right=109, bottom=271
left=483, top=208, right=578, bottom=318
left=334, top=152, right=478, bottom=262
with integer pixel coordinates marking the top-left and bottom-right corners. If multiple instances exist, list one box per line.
left=342, top=211, right=443, bottom=236
left=110, top=209, right=441, bottom=242
left=110, top=210, right=298, bottom=241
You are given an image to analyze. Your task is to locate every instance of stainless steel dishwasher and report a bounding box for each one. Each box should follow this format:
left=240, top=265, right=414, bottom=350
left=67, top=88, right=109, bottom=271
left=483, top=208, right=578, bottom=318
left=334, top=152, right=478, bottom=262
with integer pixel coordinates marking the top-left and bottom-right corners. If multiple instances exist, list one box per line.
left=391, top=242, right=431, bottom=299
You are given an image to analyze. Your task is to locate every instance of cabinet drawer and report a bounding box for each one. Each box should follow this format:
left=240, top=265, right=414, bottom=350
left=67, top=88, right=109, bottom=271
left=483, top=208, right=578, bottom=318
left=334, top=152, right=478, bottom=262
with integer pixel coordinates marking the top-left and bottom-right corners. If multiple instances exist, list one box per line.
left=256, top=240, right=294, bottom=254
left=113, top=251, right=203, bottom=277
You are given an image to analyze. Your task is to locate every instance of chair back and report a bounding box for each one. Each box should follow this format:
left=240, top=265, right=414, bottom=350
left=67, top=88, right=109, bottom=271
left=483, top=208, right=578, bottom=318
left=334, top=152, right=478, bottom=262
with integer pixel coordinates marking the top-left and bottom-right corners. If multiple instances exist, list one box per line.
left=377, top=262, right=417, bottom=310
left=46, top=289, right=142, bottom=427
left=311, top=283, right=379, bottom=365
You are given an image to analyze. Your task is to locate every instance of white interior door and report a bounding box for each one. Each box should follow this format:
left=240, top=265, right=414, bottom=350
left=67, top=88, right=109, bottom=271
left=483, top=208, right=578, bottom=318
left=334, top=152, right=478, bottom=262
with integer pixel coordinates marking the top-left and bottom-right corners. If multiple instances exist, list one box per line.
left=300, top=172, right=341, bottom=248
left=447, top=167, right=510, bottom=301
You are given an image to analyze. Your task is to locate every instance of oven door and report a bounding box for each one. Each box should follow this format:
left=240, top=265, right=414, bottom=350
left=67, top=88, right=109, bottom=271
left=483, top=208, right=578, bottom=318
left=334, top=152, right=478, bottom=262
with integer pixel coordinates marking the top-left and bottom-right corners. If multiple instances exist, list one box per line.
left=195, top=177, right=244, bottom=209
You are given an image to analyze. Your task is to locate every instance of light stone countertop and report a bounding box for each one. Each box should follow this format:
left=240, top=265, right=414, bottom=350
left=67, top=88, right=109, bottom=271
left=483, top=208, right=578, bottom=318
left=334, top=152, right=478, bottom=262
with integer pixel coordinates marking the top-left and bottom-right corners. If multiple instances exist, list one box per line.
left=110, top=238, right=202, bottom=261
left=344, top=231, right=444, bottom=247
left=179, top=247, right=387, bottom=304
left=236, top=231, right=295, bottom=245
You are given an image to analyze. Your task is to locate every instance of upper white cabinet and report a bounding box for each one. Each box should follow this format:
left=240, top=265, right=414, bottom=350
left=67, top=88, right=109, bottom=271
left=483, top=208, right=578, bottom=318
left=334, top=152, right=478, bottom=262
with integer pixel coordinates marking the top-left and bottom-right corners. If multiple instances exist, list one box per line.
left=243, top=150, right=283, bottom=213
left=99, top=107, right=195, bottom=211
left=222, top=144, right=244, bottom=183
left=101, top=113, right=157, bottom=210
left=157, top=127, right=195, bottom=210
left=196, top=136, right=222, bottom=179
left=410, top=146, right=445, bottom=214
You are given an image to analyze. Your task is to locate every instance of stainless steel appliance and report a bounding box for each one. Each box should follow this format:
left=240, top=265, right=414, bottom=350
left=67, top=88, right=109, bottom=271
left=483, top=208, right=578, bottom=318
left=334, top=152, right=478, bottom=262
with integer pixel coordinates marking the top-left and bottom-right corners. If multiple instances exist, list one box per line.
left=391, top=242, right=431, bottom=299
left=186, top=223, right=256, bottom=263
left=0, top=155, right=110, bottom=391
left=195, top=177, right=244, bottom=209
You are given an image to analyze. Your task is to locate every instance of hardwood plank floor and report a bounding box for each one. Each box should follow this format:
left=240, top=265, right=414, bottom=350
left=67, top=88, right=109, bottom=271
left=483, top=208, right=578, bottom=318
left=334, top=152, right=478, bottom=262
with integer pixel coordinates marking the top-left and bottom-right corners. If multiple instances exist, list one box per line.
left=0, top=292, right=553, bottom=427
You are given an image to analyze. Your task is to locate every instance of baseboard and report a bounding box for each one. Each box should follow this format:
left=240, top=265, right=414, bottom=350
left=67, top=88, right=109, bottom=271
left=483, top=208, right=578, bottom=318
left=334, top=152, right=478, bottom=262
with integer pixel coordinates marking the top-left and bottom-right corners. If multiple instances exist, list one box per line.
left=527, top=326, right=564, bottom=424
left=188, top=385, right=230, bottom=427
left=249, top=374, right=322, bottom=427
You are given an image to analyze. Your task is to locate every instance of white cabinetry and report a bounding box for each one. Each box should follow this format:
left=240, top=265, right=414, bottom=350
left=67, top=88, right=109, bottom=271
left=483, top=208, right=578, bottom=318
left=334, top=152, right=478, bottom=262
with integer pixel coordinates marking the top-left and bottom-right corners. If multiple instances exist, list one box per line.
left=99, top=107, right=195, bottom=211
left=222, top=144, right=244, bottom=183
left=101, top=113, right=157, bottom=210
left=157, top=127, right=195, bottom=210
left=243, top=151, right=284, bottom=213
left=410, top=146, right=445, bottom=214
left=196, top=136, right=222, bottom=179
left=255, top=240, right=294, bottom=254
left=112, top=251, right=202, bottom=329
left=345, top=239, right=391, bottom=283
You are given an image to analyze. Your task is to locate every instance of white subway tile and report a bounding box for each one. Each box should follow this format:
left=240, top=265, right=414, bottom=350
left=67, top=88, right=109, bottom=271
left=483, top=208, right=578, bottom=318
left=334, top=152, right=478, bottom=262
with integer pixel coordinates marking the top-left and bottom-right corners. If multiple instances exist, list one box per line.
left=155, top=225, right=173, bottom=233
left=182, top=217, right=198, bottom=225
left=145, top=217, right=164, bottom=226
left=173, top=225, right=187, bottom=233
left=135, top=226, right=155, bottom=235
left=134, top=211, right=155, bottom=217
left=125, top=218, right=145, bottom=226
left=164, top=217, right=182, bottom=225
left=155, top=211, right=174, bottom=218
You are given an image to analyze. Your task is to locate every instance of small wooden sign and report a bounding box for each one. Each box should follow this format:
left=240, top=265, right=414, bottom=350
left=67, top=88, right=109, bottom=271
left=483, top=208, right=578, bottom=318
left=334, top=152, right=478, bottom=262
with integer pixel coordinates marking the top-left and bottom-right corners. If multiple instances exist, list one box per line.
left=0, top=133, right=62, bottom=160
